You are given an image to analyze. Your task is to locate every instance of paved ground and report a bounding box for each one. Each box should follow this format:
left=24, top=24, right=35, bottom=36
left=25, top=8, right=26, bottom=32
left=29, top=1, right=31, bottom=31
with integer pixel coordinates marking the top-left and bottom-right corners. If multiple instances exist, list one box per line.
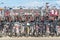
left=0, top=37, right=60, bottom=40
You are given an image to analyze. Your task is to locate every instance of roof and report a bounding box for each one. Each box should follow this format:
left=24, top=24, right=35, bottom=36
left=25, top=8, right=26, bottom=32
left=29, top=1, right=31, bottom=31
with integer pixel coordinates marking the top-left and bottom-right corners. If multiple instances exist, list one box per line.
left=0, top=8, right=3, bottom=10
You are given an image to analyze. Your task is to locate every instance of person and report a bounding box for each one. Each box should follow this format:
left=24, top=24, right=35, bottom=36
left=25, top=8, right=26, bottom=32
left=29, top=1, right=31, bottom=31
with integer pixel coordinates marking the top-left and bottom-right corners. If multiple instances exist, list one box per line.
left=14, top=16, right=19, bottom=22
left=0, top=17, right=3, bottom=33
left=53, top=17, right=58, bottom=36
left=8, top=16, right=14, bottom=36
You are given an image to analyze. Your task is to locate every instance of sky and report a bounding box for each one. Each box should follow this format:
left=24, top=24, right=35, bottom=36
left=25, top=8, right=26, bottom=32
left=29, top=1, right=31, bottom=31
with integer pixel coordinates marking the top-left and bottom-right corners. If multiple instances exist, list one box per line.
left=0, top=0, right=60, bottom=8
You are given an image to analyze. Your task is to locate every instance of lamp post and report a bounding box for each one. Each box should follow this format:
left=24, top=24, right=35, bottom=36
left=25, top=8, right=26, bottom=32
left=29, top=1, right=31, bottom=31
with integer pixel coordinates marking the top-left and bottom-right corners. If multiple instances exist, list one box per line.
left=38, top=6, right=43, bottom=16
left=45, top=3, right=49, bottom=15
left=0, top=2, right=5, bottom=17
